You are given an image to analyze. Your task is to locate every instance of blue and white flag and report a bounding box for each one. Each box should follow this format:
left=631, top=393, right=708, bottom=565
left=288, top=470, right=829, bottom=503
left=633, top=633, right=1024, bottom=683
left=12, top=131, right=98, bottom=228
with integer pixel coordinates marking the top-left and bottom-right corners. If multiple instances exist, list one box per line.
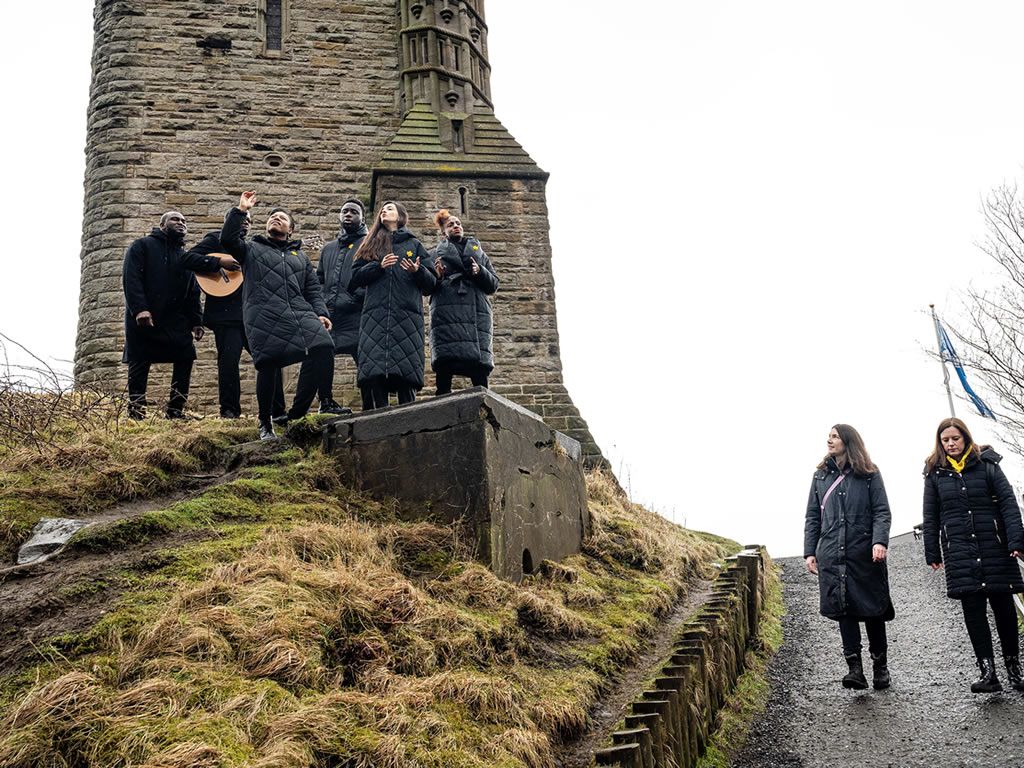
left=936, top=320, right=996, bottom=420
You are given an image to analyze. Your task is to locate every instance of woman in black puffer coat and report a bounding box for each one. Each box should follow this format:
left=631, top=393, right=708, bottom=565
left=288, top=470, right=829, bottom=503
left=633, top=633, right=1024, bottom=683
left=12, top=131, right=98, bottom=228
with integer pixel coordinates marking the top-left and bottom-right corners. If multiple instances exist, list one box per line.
left=804, top=424, right=894, bottom=691
left=922, top=417, right=1024, bottom=693
left=348, top=201, right=436, bottom=409
left=429, top=210, right=499, bottom=394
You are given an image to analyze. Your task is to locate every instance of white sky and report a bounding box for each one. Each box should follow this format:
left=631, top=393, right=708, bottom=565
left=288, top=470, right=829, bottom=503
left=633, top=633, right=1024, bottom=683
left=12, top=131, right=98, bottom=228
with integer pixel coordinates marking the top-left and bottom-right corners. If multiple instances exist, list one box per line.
left=2, top=2, right=1023, bottom=557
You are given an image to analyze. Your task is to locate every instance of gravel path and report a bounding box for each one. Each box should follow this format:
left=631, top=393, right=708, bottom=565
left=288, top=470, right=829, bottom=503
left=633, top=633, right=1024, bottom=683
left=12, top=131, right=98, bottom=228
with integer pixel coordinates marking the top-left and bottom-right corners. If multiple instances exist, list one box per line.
left=733, top=532, right=1024, bottom=768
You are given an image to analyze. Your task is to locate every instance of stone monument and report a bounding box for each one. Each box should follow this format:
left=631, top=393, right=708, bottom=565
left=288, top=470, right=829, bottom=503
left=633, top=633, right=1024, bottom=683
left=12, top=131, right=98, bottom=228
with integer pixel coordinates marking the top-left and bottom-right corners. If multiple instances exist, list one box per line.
left=76, top=0, right=603, bottom=465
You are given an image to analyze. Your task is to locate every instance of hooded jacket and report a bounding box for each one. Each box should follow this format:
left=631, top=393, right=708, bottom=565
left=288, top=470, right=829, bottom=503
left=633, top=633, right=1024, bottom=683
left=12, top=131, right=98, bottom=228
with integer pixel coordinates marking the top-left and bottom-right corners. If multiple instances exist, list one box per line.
left=348, top=228, right=436, bottom=388
left=122, top=228, right=202, bottom=364
left=428, top=235, right=498, bottom=371
left=220, top=207, right=333, bottom=370
left=317, top=225, right=368, bottom=355
left=804, top=457, right=894, bottom=620
left=923, top=446, right=1024, bottom=598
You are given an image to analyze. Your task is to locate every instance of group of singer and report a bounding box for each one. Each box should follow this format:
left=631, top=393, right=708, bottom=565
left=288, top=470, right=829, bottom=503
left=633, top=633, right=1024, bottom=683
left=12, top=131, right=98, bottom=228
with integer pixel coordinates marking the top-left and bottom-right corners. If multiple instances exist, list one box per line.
left=121, top=192, right=498, bottom=440
left=804, top=418, right=1024, bottom=696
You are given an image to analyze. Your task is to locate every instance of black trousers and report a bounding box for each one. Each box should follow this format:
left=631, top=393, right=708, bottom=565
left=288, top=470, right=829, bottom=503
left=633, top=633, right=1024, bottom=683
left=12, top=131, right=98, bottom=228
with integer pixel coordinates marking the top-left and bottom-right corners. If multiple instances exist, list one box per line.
left=960, top=593, right=1020, bottom=659
left=318, top=353, right=374, bottom=411
left=838, top=616, right=888, bottom=656
left=256, top=346, right=333, bottom=423
left=127, top=359, right=193, bottom=417
left=211, top=324, right=284, bottom=417
left=364, top=375, right=416, bottom=410
left=434, top=362, right=489, bottom=396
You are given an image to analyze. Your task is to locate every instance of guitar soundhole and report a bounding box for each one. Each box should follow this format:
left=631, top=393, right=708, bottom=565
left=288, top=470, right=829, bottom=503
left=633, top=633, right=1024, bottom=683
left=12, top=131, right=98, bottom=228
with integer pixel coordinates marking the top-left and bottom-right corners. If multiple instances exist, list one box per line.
left=263, top=153, right=285, bottom=169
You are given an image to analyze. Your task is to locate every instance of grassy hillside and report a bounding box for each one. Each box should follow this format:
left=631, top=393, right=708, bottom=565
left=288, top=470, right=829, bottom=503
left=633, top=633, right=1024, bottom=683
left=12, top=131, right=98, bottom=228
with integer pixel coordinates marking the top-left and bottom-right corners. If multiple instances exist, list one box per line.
left=0, top=417, right=735, bottom=768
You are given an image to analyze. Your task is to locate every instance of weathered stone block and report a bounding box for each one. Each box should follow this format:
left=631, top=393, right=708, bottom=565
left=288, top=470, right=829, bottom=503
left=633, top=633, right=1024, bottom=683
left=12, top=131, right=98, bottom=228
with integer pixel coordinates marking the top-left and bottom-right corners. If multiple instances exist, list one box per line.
left=323, top=387, right=589, bottom=582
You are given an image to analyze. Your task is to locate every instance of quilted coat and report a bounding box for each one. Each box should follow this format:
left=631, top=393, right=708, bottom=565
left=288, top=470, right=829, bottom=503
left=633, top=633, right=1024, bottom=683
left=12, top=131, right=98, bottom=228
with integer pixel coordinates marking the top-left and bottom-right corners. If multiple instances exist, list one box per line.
left=804, top=458, right=894, bottom=620
left=122, top=229, right=203, bottom=364
left=317, top=226, right=368, bottom=355
left=923, top=447, right=1024, bottom=598
left=348, top=228, right=436, bottom=388
left=220, top=208, right=332, bottom=370
left=429, top=236, right=498, bottom=371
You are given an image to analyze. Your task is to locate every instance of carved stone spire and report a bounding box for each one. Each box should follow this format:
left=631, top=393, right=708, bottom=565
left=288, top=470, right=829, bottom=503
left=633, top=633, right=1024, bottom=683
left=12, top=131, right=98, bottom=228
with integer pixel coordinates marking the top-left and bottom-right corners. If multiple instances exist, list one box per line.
left=398, top=0, right=492, bottom=117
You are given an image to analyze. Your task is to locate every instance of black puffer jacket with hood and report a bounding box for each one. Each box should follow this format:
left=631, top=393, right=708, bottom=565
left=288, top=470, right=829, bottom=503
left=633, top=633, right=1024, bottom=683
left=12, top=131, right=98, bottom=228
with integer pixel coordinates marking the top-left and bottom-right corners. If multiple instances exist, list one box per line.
left=429, top=235, right=498, bottom=371
left=348, top=228, right=436, bottom=388
left=804, top=457, right=894, bottom=620
left=220, top=207, right=332, bottom=370
left=317, top=225, right=368, bottom=355
left=923, top=446, right=1024, bottom=598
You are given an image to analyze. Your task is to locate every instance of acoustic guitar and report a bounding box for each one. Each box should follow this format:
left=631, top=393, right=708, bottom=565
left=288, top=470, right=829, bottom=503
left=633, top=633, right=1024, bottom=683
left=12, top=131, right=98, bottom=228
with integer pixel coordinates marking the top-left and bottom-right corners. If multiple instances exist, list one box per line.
left=195, top=235, right=325, bottom=297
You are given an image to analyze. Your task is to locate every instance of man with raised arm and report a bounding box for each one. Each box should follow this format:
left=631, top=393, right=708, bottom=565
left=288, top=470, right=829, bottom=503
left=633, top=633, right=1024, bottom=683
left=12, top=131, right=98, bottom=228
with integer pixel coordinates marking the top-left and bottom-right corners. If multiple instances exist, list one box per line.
left=122, top=210, right=231, bottom=420
left=219, top=191, right=334, bottom=440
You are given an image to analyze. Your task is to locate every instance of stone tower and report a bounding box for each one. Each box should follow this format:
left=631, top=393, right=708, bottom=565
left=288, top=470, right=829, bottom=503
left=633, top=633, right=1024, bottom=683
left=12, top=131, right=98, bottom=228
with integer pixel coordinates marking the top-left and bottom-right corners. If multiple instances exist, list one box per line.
left=76, top=0, right=602, bottom=464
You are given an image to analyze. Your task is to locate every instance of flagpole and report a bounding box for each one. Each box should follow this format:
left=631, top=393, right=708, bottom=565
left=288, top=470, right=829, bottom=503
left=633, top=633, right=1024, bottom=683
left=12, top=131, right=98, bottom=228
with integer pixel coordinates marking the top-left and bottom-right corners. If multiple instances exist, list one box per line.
left=930, top=304, right=956, bottom=418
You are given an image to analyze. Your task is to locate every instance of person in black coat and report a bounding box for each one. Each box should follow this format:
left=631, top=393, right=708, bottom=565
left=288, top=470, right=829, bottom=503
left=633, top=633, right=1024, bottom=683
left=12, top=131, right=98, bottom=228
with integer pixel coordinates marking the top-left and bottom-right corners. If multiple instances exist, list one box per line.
left=220, top=192, right=335, bottom=440
left=348, top=201, right=436, bottom=409
left=922, top=417, right=1024, bottom=693
left=181, top=210, right=284, bottom=420
left=316, top=198, right=368, bottom=412
left=805, top=424, right=894, bottom=690
left=428, top=210, right=499, bottom=394
left=122, top=211, right=229, bottom=420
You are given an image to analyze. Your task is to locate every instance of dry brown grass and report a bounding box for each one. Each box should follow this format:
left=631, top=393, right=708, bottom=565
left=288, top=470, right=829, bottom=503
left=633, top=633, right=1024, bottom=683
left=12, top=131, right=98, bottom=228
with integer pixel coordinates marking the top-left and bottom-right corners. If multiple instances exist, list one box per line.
left=0, top=463, right=733, bottom=768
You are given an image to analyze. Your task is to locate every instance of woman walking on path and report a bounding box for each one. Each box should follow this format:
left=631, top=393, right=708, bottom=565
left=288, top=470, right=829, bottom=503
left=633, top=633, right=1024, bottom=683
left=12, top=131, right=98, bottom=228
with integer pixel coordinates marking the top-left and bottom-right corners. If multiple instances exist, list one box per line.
left=349, top=202, right=436, bottom=409
left=429, top=210, right=499, bottom=394
left=804, top=424, right=894, bottom=690
left=922, top=417, right=1024, bottom=693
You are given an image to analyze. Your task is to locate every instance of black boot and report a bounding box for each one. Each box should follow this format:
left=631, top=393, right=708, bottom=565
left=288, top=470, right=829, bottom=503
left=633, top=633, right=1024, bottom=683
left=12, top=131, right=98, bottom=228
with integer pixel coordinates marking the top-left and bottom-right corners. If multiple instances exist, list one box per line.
left=871, top=652, right=891, bottom=690
left=971, top=658, right=1002, bottom=693
left=1005, top=656, right=1024, bottom=692
left=842, top=653, right=868, bottom=690
left=258, top=420, right=277, bottom=441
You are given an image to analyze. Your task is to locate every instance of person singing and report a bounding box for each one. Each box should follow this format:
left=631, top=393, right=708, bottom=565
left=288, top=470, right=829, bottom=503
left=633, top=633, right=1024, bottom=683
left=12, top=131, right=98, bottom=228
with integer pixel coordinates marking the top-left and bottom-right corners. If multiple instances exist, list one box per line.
left=220, top=192, right=334, bottom=440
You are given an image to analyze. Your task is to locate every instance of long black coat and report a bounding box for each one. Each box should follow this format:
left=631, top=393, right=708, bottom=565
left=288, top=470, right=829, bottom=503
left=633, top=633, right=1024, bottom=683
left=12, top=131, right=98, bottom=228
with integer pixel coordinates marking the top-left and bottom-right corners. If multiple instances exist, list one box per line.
left=182, top=231, right=242, bottom=328
left=220, top=208, right=333, bottom=370
left=804, top=458, right=894, bottom=620
left=348, top=228, right=436, bottom=388
left=122, top=229, right=202, bottom=364
left=923, top=447, right=1024, bottom=598
left=317, top=226, right=367, bottom=355
left=429, top=236, right=498, bottom=371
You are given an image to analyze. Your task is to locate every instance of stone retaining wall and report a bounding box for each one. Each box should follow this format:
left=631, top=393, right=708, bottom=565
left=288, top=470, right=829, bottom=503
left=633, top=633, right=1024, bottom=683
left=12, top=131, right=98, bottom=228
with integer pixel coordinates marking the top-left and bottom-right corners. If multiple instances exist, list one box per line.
left=592, top=547, right=768, bottom=768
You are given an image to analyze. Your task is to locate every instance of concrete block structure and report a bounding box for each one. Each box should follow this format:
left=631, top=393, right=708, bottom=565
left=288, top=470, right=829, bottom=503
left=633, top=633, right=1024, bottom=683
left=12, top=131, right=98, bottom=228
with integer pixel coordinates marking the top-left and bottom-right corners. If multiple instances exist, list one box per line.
left=323, top=387, right=590, bottom=582
left=76, top=0, right=604, bottom=464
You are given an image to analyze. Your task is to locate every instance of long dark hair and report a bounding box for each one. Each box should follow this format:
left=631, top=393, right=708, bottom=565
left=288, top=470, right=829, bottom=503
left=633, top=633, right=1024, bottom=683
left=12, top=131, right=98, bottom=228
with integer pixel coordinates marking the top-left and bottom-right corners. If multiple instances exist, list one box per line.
left=817, top=423, right=878, bottom=475
left=354, top=201, right=408, bottom=262
left=923, top=417, right=988, bottom=474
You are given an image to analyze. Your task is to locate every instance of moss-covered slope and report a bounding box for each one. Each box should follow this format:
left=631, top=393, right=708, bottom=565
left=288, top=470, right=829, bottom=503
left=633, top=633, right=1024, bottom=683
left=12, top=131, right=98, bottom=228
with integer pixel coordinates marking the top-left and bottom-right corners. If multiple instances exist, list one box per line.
left=0, top=419, right=734, bottom=768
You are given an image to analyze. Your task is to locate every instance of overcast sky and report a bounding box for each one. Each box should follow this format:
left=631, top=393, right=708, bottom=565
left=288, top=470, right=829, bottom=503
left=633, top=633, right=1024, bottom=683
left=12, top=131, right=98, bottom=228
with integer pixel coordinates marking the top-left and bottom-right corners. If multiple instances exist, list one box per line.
left=2, top=2, right=1024, bottom=558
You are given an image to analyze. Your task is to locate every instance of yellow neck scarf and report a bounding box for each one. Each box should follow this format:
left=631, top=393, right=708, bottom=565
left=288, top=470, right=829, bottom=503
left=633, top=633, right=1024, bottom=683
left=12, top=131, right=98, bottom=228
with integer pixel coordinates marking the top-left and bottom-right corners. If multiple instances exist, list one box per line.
left=946, top=444, right=973, bottom=474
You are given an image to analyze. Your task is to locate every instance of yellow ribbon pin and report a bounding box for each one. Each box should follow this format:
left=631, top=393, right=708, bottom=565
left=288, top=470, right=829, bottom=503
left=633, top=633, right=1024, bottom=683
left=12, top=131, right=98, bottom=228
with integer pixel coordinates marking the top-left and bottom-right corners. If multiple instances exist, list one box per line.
left=406, top=251, right=413, bottom=257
